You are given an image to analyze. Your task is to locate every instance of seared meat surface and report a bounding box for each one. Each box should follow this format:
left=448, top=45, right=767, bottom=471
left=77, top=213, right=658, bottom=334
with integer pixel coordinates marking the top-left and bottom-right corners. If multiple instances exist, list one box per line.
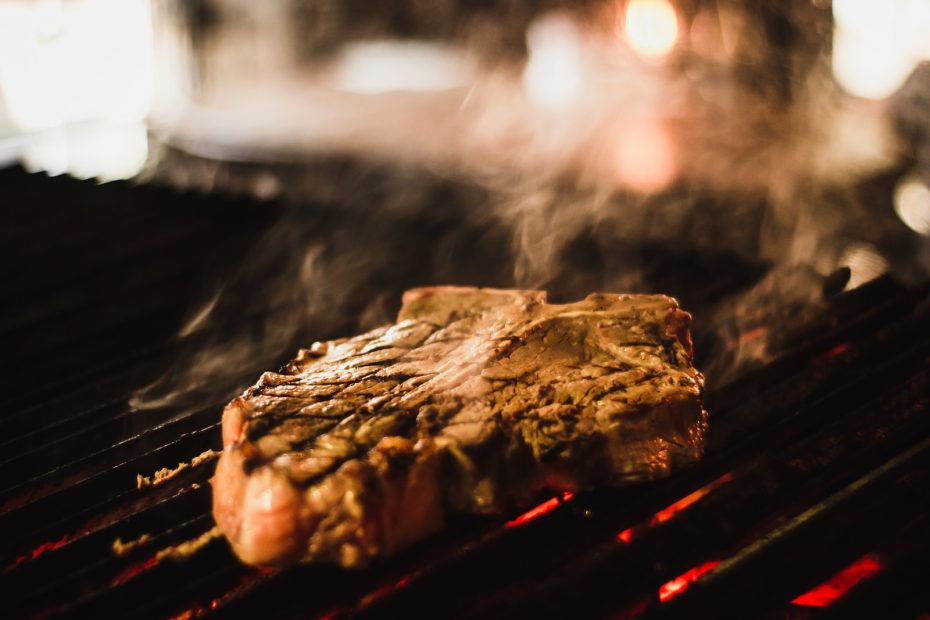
left=213, top=287, right=707, bottom=567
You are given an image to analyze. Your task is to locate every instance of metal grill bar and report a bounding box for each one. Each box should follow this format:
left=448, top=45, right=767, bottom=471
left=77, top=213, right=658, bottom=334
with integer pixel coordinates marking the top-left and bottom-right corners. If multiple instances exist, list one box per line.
left=3, top=166, right=929, bottom=619
left=192, top=292, right=928, bottom=612
left=0, top=424, right=220, bottom=551
left=654, top=436, right=930, bottom=618
left=346, top=337, right=930, bottom=619
left=0, top=167, right=285, bottom=411
left=0, top=407, right=219, bottom=500
left=819, top=515, right=930, bottom=619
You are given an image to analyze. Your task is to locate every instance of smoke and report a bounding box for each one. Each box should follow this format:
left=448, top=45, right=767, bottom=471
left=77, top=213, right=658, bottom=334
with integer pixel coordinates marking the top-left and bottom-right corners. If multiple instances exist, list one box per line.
left=133, top=1, right=930, bottom=409
left=130, top=160, right=512, bottom=410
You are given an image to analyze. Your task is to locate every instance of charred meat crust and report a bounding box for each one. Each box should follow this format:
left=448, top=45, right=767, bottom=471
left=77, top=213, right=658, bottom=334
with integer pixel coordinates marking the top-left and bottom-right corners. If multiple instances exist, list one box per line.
left=213, top=287, right=708, bottom=567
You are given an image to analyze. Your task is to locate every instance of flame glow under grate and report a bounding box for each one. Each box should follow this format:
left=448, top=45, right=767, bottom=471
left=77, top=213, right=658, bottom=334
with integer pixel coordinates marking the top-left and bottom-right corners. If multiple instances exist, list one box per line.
left=658, top=560, right=721, bottom=602
left=506, top=492, right=574, bottom=527
left=792, top=554, right=883, bottom=607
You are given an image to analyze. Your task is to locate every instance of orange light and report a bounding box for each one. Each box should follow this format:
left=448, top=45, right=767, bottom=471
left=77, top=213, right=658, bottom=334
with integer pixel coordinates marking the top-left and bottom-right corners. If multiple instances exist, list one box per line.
left=359, top=583, right=397, bottom=609
left=614, top=473, right=733, bottom=544
left=824, top=342, right=852, bottom=360
left=355, top=570, right=419, bottom=611
left=622, top=0, right=679, bottom=60
left=792, top=554, right=883, bottom=607
left=653, top=473, right=734, bottom=524
left=9, top=535, right=72, bottom=570
left=506, top=492, right=574, bottom=527
left=110, top=555, right=159, bottom=587
left=170, top=570, right=271, bottom=619
left=738, top=327, right=767, bottom=346
left=658, top=560, right=720, bottom=602
left=614, top=119, right=677, bottom=193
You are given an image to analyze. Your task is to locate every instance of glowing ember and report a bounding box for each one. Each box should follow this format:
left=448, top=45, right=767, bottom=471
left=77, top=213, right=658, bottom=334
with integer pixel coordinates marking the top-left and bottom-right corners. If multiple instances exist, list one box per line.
left=792, top=554, right=883, bottom=607
left=110, top=555, right=159, bottom=587
left=653, top=473, right=734, bottom=524
left=622, top=0, right=679, bottom=60
left=9, top=534, right=71, bottom=569
left=824, top=342, right=852, bottom=360
left=658, top=560, right=720, bottom=602
left=342, top=570, right=419, bottom=615
left=206, top=569, right=274, bottom=612
left=30, top=534, right=71, bottom=558
left=615, top=473, right=733, bottom=544
left=506, top=492, right=574, bottom=527
left=169, top=569, right=276, bottom=619
left=358, top=580, right=406, bottom=609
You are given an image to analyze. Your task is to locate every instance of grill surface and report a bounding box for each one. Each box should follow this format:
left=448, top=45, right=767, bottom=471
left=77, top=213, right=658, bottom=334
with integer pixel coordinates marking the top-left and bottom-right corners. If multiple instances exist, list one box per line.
left=2, top=165, right=930, bottom=619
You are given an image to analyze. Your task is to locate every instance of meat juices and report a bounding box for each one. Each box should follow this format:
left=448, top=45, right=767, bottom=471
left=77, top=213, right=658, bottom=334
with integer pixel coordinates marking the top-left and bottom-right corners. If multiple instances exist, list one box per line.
left=212, top=287, right=708, bottom=567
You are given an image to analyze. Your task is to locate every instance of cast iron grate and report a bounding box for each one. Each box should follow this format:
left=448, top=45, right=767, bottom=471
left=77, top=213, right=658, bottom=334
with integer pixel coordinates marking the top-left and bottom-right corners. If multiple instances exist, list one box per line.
left=2, top=165, right=929, bottom=619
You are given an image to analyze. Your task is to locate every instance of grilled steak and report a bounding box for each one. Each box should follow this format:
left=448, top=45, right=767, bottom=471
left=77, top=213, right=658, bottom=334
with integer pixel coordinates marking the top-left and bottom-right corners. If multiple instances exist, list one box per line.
left=213, top=287, right=708, bottom=567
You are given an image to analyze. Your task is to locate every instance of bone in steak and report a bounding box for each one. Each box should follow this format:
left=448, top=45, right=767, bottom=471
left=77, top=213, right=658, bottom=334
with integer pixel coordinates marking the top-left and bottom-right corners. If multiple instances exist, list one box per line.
left=212, top=287, right=708, bottom=567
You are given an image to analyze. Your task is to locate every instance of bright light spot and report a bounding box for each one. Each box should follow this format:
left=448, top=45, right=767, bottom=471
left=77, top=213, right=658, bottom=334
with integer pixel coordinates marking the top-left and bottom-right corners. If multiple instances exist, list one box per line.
left=894, top=176, right=930, bottom=235
left=838, top=243, right=889, bottom=290
left=793, top=555, right=883, bottom=607
left=33, top=0, right=65, bottom=41
left=0, top=0, right=152, bottom=130
left=623, top=0, right=679, bottom=60
left=614, top=119, right=676, bottom=193
left=332, top=41, right=473, bottom=94
left=0, top=0, right=151, bottom=179
left=19, top=123, right=149, bottom=181
left=22, top=131, right=69, bottom=176
left=832, top=0, right=886, bottom=29
left=832, top=0, right=930, bottom=99
left=831, top=29, right=911, bottom=100
left=523, top=13, right=584, bottom=110
left=67, top=123, right=149, bottom=181
left=658, top=560, right=720, bottom=602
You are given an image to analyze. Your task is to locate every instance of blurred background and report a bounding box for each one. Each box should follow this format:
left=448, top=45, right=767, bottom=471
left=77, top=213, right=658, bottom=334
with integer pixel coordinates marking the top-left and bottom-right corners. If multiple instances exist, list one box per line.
left=3, top=0, right=930, bottom=386
left=1, top=0, right=929, bottom=190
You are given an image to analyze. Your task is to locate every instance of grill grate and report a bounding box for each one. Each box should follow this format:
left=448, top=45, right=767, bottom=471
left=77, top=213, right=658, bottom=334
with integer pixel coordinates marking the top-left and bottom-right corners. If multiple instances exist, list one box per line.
left=2, top=165, right=929, bottom=619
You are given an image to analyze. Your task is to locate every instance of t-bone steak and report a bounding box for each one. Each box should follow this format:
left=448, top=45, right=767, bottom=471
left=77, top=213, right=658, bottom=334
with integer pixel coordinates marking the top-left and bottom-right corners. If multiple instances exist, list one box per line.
left=212, top=287, right=708, bottom=567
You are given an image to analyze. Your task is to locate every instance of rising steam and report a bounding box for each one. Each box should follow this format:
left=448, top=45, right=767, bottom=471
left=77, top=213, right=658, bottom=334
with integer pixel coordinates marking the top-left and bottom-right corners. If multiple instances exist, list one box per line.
left=134, top=1, right=929, bottom=409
